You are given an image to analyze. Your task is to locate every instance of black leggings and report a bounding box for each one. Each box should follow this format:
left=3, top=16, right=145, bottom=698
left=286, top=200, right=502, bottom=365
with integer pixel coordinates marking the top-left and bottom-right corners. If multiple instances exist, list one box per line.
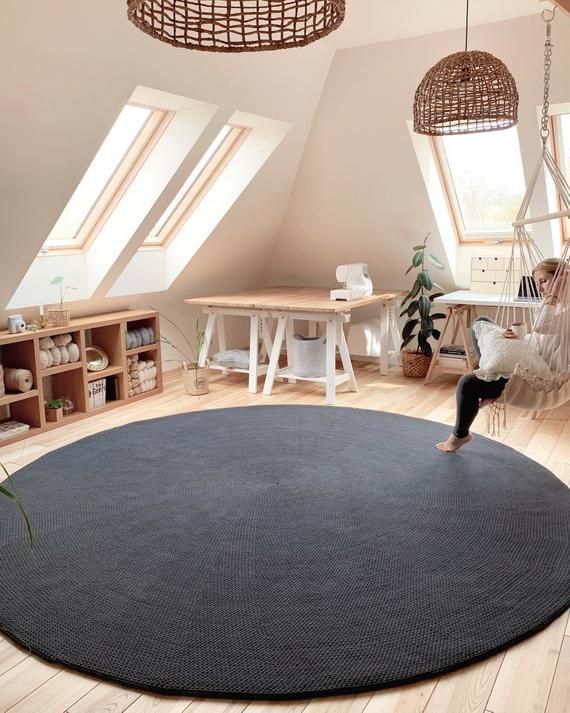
left=453, top=374, right=508, bottom=437
left=453, top=315, right=508, bottom=437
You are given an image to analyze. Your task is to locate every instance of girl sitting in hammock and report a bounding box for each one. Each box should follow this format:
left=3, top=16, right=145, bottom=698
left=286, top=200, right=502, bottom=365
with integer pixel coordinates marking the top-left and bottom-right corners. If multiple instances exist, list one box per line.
left=436, top=258, right=569, bottom=453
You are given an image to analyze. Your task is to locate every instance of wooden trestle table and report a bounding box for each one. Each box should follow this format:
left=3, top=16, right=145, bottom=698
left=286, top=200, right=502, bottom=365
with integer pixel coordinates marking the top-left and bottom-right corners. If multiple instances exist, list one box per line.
left=184, top=287, right=404, bottom=404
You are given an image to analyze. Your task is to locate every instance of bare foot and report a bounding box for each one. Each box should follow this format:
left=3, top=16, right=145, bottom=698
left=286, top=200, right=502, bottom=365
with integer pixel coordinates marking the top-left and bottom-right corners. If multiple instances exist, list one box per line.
left=479, top=398, right=495, bottom=408
left=436, top=433, right=473, bottom=453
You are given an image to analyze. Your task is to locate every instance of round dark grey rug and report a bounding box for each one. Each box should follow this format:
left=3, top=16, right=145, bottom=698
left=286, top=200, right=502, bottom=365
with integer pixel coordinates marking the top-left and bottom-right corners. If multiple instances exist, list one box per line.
left=0, top=405, right=569, bottom=699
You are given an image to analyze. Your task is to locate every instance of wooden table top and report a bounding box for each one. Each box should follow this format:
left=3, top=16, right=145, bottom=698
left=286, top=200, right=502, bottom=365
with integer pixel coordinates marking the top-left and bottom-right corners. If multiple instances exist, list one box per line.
left=184, top=287, right=405, bottom=314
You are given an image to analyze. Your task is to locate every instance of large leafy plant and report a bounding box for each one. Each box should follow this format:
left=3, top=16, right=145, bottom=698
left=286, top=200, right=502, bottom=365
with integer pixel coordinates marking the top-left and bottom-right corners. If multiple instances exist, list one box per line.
left=1, top=463, right=32, bottom=545
left=400, top=233, right=446, bottom=358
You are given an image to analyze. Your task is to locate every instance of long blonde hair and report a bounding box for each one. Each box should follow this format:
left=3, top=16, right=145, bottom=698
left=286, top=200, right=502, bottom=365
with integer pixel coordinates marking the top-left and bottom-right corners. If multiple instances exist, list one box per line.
left=532, top=258, right=569, bottom=277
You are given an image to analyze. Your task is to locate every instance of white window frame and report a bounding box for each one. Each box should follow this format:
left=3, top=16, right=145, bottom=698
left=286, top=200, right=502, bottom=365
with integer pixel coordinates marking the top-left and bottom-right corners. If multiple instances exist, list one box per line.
left=430, top=135, right=526, bottom=244
left=142, top=125, right=250, bottom=248
left=44, top=104, right=174, bottom=253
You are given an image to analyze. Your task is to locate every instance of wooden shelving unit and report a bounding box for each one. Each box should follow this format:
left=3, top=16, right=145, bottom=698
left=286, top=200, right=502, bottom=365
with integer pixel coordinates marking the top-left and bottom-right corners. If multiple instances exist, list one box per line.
left=0, top=309, right=162, bottom=447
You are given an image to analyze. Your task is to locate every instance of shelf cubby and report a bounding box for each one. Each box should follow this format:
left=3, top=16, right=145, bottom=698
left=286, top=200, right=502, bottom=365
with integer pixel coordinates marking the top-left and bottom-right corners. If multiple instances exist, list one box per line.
left=43, top=368, right=87, bottom=415
left=85, top=323, right=123, bottom=370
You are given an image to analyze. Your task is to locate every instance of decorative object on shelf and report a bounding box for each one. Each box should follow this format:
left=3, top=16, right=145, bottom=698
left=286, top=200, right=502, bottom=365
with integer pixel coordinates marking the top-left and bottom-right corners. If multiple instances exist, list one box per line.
left=127, top=356, right=158, bottom=397
left=46, top=399, right=64, bottom=422
left=47, top=276, right=77, bottom=327
left=125, top=326, right=155, bottom=350
left=3, top=367, right=33, bottom=393
left=127, top=0, right=345, bottom=53
left=400, top=233, right=446, bottom=378
left=413, top=0, right=518, bottom=135
left=38, top=334, right=80, bottom=370
left=7, top=314, right=26, bottom=334
left=85, top=346, right=109, bottom=372
left=0, top=422, right=30, bottom=440
left=0, top=364, right=4, bottom=398
left=62, top=396, right=75, bottom=416
left=88, top=379, right=106, bottom=409
left=28, top=314, right=55, bottom=331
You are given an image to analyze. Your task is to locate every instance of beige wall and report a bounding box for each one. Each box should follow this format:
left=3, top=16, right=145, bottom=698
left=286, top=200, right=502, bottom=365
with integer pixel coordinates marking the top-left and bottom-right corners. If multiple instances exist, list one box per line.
left=0, top=0, right=333, bottom=340
left=4, top=6, right=570, bottom=360
left=268, top=14, right=570, bottom=297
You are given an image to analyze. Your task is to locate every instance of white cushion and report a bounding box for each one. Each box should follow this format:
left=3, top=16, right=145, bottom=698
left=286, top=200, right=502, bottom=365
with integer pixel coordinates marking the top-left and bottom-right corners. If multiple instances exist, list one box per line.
left=472, top=321, right=553, bottom=381
left=212, top=349, right=263, bottom=369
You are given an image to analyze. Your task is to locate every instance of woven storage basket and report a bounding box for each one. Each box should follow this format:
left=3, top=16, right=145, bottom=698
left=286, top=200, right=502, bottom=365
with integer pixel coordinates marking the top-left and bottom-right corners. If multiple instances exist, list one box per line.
left=182, top=364, right=209, bottom=396
left=47, top=308, right=71, bottom=327
left=401, top=350, right=432, bottom=378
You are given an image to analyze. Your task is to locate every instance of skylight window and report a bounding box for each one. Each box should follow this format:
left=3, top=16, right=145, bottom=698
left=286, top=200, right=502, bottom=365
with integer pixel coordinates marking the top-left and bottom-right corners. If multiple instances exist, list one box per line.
left=45, top=103, right=171, bottom=250
left=143, top=125, right=249, bottom=246
left=551, top=112, right=570, bottom=242
left=433, top=127, right=527, bottom=242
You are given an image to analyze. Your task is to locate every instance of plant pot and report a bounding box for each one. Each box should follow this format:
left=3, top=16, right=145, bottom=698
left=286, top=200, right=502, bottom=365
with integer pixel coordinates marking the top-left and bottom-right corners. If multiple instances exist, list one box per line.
left=401, top=350, right=432, bottom=378
left=182, top=363, right=209, bottom=396
left=46, top=407, right=64, bottom=422
left=47, top=307, right=71, bottom=327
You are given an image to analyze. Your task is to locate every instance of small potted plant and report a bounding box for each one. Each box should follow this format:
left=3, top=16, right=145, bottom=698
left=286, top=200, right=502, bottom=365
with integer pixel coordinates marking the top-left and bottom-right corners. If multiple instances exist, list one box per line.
left=154, top=310, right=209, bottom=396
left=46, top=398, right=64, bottom=422
left=400, top=233, right=447, bottom=378
left=47, top=276, right=77, bottom=327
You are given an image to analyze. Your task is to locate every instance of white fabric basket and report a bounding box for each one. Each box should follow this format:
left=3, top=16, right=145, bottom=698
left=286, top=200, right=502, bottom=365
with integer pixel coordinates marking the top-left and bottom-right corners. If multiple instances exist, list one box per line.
left=293, top=334, right=326, bottom=378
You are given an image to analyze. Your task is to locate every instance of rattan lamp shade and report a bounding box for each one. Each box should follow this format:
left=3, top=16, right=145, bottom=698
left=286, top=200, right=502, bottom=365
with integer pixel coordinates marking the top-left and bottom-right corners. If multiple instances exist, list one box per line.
left=413, top=50, right=519, bottom=135
left=127, top=0, right=346, bottom=52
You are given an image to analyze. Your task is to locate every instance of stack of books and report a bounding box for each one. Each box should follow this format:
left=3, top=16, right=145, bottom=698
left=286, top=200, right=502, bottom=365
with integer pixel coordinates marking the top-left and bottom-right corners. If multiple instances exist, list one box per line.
left=88, top=378, right=106, bottom=409
left=0, top=420, right=30, bottom=441
left=438, top=344, right=468, bottom=369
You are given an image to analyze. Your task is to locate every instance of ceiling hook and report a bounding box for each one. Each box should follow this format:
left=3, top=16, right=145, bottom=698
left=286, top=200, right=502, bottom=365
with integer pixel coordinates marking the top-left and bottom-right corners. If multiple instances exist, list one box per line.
left=541, top=6, right=556, bottom=23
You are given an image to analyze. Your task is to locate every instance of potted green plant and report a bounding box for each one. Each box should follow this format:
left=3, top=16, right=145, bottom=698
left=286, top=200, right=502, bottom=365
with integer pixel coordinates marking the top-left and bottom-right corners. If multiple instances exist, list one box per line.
left=153, top=309, right=209, bottom=396
left=181, top=321, right=208, bottom=396
left=48, top=276, right=77, bottom=327
left=46, top=398, right=64, bottom=422
left=400, top=233, right=447, bottom=378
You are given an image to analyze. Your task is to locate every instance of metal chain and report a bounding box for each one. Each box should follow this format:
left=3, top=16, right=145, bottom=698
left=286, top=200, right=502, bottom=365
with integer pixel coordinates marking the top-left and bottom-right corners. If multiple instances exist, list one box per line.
left=540, top=9, right=555, bottom=143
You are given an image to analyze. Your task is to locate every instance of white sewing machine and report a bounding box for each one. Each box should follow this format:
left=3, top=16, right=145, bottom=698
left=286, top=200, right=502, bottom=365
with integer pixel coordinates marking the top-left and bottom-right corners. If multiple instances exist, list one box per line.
left=329, top=263, right=373, bottom=301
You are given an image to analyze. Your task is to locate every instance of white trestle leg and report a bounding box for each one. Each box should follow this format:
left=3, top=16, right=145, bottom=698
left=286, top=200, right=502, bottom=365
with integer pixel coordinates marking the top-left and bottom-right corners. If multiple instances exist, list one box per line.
left=200, top=312, right=217, bottom=367
left=248, top=313, right=260, bottom=394
left=325, top=319, right=337, bottom=404
left=263, top=315, right=288, bottom=396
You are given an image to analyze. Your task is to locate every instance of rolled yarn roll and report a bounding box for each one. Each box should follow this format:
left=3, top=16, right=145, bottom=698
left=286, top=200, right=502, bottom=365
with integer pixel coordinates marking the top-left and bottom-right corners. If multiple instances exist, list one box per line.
left=4, top=367, right=33, bottom=393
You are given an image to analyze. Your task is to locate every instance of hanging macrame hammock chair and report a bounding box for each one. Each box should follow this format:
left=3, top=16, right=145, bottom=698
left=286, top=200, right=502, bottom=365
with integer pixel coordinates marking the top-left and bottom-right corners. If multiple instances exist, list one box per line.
left=493, top=8, right=570, bottom=413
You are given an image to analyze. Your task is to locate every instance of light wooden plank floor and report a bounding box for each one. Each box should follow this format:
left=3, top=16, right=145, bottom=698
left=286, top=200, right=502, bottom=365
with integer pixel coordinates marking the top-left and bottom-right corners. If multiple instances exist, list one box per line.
left=0, top=364, right=568, bottom=713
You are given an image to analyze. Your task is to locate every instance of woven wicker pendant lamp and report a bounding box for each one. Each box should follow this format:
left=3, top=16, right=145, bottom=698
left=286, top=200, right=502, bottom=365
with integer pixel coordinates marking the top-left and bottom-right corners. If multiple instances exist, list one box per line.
left=127, top=0, right=345, bottom=52
left=413, top=0, right=519, bottom=135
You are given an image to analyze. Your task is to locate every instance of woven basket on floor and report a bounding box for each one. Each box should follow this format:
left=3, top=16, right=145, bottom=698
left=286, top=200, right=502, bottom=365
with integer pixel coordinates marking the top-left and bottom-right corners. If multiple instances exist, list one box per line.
left=47, top=308, right=71, bottom=327
left=401, top=350, right=432, bottom=378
